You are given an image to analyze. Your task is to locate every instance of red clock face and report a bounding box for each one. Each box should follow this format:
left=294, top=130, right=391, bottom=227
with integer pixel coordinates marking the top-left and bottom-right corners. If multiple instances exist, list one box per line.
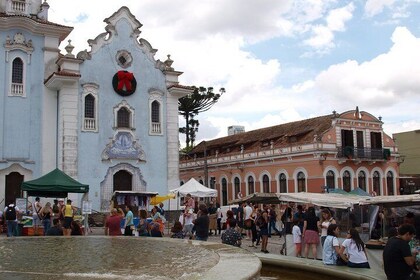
left=112, top=71, right=137, bottom=96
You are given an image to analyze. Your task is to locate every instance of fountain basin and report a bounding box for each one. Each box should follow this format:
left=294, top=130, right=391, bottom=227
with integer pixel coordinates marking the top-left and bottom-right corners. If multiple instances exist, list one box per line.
left=0, top=236, right=261, bottom=280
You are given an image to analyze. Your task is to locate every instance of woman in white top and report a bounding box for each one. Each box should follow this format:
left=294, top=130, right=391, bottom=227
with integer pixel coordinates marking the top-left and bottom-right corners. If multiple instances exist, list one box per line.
left=318, top=208, right=336, bottom=246
left=339, top=228, right=370, bottom=268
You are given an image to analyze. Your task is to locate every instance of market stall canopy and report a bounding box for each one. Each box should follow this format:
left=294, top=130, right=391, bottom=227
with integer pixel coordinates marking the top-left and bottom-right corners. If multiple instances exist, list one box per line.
left=276, top=192, right=362, bottom=209
left=359, top=194, right=420, bottom=207
left=349, top=188, right=371, bottom=197
left=150, top=193, right=176, bottom=205
left=229, top=193, right=280, bottom=205
left=171, top=178, right=217, bottom=198
left=21, top=168, right=89, bottom=198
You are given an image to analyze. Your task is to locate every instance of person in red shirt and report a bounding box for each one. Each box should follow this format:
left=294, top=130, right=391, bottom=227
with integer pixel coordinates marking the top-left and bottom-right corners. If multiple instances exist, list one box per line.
left=105, top=208, right=124, bottom=236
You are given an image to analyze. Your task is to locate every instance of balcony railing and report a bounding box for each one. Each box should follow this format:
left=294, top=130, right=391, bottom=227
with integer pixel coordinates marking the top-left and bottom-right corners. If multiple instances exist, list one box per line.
left=10, top=83, right=24, bottom=96
left=151, top=122, right=161, bottom=134
left=84, top=118, right=96, bottom=131
left=7, top=0, right=28, bottom=14
left=337, top=146, right=391, bottom=160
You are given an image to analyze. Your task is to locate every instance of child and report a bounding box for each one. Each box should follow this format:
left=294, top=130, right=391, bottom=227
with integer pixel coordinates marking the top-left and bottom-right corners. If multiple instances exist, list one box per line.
left=292, top=220, right=302, bottom=257
left=171, top=221, right=185, bottom=239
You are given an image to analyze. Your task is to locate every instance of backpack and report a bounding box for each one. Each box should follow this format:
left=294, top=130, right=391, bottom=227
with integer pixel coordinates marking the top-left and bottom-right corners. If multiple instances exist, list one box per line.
left=6, top=206, right=16, bottom=221
left=281, top=207, right=291, bottom=222
left=255, top=215, right=264, bottom=228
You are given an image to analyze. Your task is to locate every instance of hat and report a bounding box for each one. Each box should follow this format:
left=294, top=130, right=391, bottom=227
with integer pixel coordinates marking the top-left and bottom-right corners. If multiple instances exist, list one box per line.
left=58, top=198, right=64, bottom=202
left=9, top=204, right=14, bottom=207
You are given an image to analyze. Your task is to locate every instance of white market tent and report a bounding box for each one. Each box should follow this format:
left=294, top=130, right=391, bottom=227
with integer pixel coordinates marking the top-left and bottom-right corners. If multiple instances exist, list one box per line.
left=276, top=192, right=362, bottom=209
left=171, top=178, right=218, bottom=198
left=359, top=194, right=420, bottom=207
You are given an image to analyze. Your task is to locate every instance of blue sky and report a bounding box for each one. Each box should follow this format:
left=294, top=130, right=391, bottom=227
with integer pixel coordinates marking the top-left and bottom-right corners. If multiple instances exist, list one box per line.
left=49, top=0, right=420, bottom=147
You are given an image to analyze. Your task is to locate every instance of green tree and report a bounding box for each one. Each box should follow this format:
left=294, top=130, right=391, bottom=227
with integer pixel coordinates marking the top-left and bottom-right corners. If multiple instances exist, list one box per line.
left=179, top=86, right=225, bottom=149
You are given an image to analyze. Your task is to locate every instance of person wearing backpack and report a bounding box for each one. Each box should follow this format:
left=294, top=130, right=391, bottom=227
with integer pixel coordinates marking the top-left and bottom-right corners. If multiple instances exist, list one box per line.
left=4, top=203, right=19, bottom=237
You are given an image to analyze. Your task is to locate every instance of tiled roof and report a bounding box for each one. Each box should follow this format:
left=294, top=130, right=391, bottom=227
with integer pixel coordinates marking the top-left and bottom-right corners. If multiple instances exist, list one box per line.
left=189, top=114, right=334, bottom=156
left=168, top=84, right=194, bottom=90
left=44, top=71, right=81, bottom=84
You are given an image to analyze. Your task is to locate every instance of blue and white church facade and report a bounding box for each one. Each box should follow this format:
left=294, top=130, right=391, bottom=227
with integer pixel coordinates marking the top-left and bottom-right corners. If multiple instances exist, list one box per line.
left=0, top=1, right=192, bottom=211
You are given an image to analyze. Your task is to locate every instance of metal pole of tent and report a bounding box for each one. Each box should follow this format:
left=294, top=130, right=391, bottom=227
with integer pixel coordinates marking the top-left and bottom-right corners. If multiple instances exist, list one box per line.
left=82, top=193, right=89, bottom=236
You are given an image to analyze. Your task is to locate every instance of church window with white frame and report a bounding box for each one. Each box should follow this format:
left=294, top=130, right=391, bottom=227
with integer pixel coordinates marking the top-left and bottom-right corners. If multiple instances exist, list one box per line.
left=82, top=84, right=98, bottom=132
left=149, top=91, right=163, bottom=135
left=117, top=107, right=130, bottom=128
left=113, top=100, right=135, bottom=130
left=151, top=100, right=161, bottom=134
left=10, top=57, right=24, bottom=96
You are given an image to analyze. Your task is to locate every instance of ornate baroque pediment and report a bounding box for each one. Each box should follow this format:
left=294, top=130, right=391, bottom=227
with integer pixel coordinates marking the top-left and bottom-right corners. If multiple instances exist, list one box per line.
left=102, top=131, right=146, bottom=161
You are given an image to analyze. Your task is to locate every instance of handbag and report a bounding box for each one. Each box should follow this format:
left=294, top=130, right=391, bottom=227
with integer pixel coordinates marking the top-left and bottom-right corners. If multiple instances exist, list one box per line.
left=331, top=236, right=347, bottom=266
left=244, top=219, right=252, bottom=229
left=336, top=255, right=347, bottom=266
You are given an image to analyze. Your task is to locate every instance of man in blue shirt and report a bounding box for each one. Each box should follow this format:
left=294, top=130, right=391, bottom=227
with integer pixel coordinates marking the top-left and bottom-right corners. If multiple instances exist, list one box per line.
left=124, top=205, right=134, bottom=236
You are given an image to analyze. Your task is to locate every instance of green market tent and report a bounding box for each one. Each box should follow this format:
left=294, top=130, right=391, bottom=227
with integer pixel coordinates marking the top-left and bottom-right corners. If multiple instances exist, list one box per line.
left=21, top=168, right=89, bottom=198
left=349, top=187, right=370, bottom=197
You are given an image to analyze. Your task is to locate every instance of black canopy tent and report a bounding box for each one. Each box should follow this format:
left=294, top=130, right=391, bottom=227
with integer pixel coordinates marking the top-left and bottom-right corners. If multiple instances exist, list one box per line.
left=21, top=168, right=89, bottom=198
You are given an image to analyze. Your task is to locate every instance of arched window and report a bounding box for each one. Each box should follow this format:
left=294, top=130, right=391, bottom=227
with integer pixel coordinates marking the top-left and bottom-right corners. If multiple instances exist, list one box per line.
left=386, top=171, right=394, bottom=195
left=326, top=170, right=335, bottom=189
left=84, top=94, right=95, bottom=118
left=11, top=57, right=24, bottom=96
left=262, top=175, right=270, bottom=193
left=12, top=58, right=23, bottom=84
left=279, top=173, right=287, bottom=193
left=297, top=172, right=306, bottom=192
left=117, top=107, right=130, bottom=128
left=151, top=100, right=161, bottom=134
left=83, top=94, right=96, bottom=130
left=199, top=179, right=204, bottom=185
left=343, top=170, right=351, bottom=192
left=247, top=176, right=254, bottom=194
left=234, top=177, right=240, bottom=197
left=373, top=171, right=381, bottom=195
left=358, top=171, right=366, bottom=191
left=222, top=178, right=228, bottom=206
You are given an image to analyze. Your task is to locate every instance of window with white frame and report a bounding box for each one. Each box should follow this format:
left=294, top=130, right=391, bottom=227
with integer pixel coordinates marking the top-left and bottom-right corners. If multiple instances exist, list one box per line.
left=326, top=170, right=335, bottom=189
left=117, top=107, right=130, bottom=128
left=82, top=84, right=98, bottom=132
left=151, top=100, right=161, bottom=134
left=262, top=174, right=270, bottom=193
left=149, top=91, right=163, bottom=135
left=373, top=171, right=381, bottom=195
left=11, top=57, right=24, bottom=96
left=297, top=172, right=306, bottom=192
left=222, top=178, right=228, bottom=206
left=358, top=171, right=366, bottom=191
left=113, top=100, right=135, bottom=130
left=247, top=176, right=254, bottom=194
left=386, top=171, right=394, bottom=195
left=234, top=177, right=241, bottom=197
left=279, top=173, right=287, bottom=193
left=343, top=170, right=351, bottom=192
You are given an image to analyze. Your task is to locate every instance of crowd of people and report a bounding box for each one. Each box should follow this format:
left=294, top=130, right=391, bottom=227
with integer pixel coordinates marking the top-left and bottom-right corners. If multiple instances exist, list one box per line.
left=2, top=195, right=419, bottom=279
left=1, top=197, right=82, bottom=237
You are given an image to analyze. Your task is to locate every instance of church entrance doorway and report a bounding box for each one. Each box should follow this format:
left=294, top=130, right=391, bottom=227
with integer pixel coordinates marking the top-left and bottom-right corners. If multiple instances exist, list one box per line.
left=113, top=170, right=132, bottom=192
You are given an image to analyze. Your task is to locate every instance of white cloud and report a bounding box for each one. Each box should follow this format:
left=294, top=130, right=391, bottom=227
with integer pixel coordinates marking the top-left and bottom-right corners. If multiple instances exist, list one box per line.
left=364, top=0, right=396, bottom=17
left=304, top=3, right=355, bottom=51
left=46, top=1, right=420, bottom=144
